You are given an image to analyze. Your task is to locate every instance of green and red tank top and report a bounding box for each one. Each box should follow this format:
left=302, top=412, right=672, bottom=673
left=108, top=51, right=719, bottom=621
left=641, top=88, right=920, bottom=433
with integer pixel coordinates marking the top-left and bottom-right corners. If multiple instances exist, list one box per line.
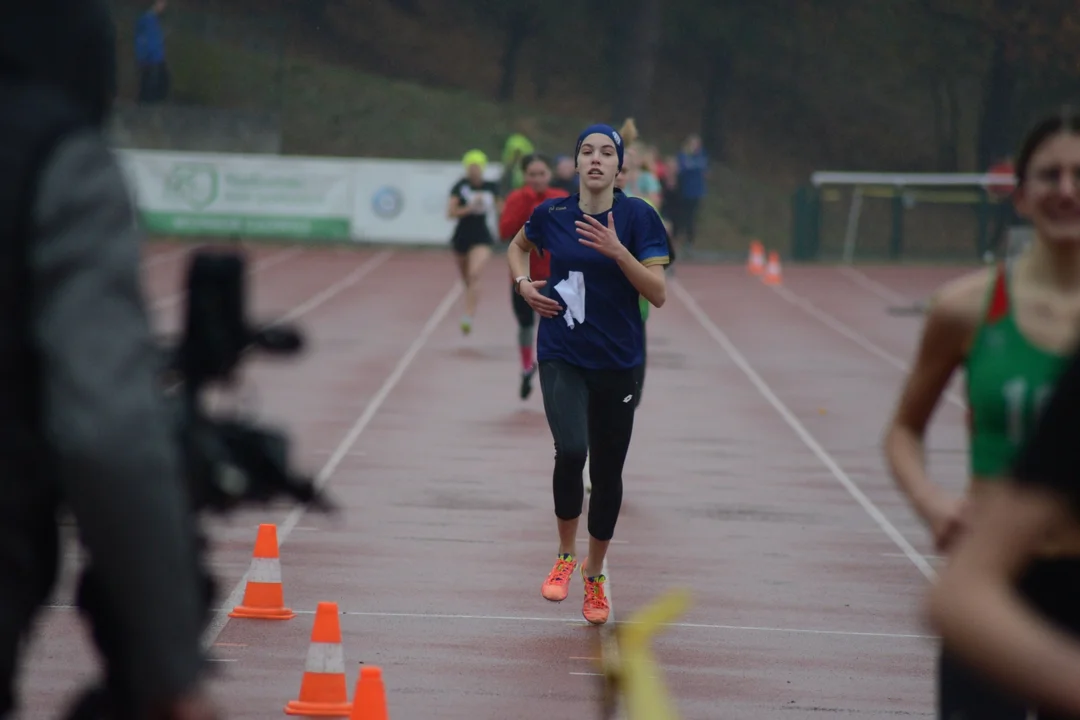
left=965, top=263, right=1070, bottom=478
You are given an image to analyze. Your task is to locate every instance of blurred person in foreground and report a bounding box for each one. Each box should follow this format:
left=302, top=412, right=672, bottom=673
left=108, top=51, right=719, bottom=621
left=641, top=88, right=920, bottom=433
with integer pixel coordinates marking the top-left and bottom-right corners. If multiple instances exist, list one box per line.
left=0, top=2, right=215, bottom=719
left=928, top=316, right=1080, bottom=719
left=885, top=108, right=1080, bottom=719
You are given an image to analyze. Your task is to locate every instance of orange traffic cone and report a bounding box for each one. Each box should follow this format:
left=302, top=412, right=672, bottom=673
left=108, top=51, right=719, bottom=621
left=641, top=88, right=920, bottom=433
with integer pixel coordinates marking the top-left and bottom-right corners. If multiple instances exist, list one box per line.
left=285, top=602, right=354, bottom=717
left=229, top=524, right=295, bottom=620
left=349, top=665, right=389, bottom=720
left=746, top=240, right=765, bottom=275
left=762, top=251, right=783, bottom=286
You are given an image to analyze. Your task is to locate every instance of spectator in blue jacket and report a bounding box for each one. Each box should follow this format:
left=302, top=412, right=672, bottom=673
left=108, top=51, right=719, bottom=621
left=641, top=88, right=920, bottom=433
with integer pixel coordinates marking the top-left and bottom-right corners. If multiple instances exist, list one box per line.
left=676, top=133, right=709, bottom=251
left=135, top=1, right=169, bottom=104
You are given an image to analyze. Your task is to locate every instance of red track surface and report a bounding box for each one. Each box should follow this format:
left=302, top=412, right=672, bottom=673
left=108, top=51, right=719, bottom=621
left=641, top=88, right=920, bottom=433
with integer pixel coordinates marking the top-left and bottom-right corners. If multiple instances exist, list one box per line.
left=16, top=244, right=979, bottom=719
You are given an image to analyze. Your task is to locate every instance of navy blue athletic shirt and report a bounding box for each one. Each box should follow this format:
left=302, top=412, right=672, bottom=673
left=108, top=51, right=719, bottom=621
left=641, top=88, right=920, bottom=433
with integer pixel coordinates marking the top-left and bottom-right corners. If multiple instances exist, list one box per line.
left=524, top=189, right=670, bottom=370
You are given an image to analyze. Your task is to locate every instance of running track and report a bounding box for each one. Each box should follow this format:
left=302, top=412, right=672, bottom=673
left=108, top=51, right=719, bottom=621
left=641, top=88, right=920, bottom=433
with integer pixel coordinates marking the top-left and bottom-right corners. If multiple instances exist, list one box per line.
left=17, top=241, right=978, bottom=719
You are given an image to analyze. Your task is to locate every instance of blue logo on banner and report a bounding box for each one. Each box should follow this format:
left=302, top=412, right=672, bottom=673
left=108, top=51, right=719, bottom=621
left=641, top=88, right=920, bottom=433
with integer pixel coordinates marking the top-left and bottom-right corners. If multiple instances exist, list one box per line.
left=372, top=186, right=404, bottom=219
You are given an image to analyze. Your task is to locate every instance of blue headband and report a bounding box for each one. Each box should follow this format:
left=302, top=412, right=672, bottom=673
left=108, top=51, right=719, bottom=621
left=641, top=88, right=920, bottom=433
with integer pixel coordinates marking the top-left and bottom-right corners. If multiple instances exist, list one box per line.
left=574, top=124, right=624, bottom=170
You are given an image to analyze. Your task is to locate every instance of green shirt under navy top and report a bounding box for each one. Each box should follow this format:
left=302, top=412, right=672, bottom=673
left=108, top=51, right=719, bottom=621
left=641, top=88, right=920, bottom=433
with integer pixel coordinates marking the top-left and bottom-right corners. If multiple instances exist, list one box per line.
left=524, top=189, right=670, bottom=371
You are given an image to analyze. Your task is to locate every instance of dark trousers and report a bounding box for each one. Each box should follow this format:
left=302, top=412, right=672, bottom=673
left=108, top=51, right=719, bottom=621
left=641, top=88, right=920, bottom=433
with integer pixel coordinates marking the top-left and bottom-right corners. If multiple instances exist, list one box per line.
left=0, top=475, right=60, bottom=719
left=936, top=645, right=1080, bottom=719
left=538, top=359, right=641, bottom=541
left=680, top=196, right=701, bottom=245
left=138, top=62, right=170, bottom=104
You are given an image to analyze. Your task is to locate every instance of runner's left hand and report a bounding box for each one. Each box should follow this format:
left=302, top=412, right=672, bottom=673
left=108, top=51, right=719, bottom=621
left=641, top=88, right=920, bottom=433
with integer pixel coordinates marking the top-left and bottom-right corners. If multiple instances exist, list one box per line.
left=576, top=213, right=626, bottom=260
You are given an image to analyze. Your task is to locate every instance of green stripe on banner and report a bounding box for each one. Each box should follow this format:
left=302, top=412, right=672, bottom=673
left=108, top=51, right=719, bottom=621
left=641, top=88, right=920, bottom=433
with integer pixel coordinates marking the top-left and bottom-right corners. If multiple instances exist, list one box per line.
left=140, top=211, right=350, bottom=239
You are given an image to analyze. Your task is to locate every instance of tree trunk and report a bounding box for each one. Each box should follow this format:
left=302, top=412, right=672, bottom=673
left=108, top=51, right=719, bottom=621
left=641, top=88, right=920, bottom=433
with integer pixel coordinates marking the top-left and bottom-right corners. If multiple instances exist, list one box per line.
left=931, top=74, right=960, bottom=171
left=944, top=76, right=961, bottom=170
left=496, top=8, right=536, bottom=102
left=606, top=0, right=661, bottom=128
left=976, top=33, right=1016, bottom=168
left=701, top=42, right=733, bottom=161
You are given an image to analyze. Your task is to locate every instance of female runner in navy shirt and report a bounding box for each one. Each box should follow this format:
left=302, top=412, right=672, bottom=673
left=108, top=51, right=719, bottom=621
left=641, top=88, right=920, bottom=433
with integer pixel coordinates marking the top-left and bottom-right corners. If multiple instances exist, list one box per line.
left=505, top=123, right=670, bottom=625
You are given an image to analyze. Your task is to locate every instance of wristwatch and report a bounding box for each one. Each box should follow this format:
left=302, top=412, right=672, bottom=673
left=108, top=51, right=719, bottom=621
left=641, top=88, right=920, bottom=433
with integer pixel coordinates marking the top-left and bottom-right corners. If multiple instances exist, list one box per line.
left=514, top=275, right=531, bottom=294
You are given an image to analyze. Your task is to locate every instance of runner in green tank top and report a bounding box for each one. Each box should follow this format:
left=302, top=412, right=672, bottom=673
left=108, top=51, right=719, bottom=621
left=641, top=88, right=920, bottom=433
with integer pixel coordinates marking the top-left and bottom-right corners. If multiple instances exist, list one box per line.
left=965, top=262, right=1070, bottom=479
left=884, top=110, right=1080, bottom=719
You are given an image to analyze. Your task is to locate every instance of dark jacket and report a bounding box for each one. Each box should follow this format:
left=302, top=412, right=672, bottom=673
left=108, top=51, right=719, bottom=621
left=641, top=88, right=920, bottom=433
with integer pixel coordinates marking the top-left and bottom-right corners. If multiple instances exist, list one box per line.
left=0, top=1, right=205, bottom=715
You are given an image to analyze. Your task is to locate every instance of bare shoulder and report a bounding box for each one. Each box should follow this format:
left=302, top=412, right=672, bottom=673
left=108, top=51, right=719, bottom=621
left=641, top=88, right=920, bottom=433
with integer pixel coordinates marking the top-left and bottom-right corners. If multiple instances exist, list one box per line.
left=925, top=266, right=995, bottom=331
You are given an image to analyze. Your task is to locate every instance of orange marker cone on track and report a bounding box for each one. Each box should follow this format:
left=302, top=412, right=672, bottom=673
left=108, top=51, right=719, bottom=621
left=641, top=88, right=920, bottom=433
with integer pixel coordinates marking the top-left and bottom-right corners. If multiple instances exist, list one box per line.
left=285, top=602, right=354, bottom=717
left=762, top=251, right=783, bottom=286
left=746, top=240, right=765, bottom=275
left=230, top=523, right=295, bottom=620
left=349, top=665, right=389, bottom=720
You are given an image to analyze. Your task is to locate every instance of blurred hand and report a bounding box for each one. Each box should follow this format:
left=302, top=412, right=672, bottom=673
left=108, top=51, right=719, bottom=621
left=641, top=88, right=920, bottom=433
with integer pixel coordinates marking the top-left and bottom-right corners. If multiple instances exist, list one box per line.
left=519, top=279, right=562, bottom=318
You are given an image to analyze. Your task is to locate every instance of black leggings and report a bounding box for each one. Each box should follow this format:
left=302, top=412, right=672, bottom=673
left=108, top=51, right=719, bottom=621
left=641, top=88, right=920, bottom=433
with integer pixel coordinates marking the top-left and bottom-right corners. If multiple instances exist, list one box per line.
left=637, top=323, right=647, bottom=408
left=538, top=359, right=642, bottom=542
left=938, top=647, right=1030, bottom=719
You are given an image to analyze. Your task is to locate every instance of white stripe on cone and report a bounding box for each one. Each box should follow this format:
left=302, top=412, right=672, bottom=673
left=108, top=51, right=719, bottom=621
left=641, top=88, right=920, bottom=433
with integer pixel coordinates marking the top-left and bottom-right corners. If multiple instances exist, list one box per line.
left=249, top=557, right=283, bottom=583
left=304, top=641, right=345, bottom=674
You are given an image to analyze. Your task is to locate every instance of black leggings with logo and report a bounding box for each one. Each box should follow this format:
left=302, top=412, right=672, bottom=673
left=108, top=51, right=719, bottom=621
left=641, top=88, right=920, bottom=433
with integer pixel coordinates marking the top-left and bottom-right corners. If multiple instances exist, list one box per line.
left=538, top=359, right=642, bottom=542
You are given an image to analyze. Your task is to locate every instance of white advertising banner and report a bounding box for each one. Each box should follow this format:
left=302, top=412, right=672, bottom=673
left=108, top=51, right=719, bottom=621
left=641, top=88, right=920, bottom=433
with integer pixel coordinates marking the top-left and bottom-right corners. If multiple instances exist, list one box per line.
left=115, top=149, right=506, bottom=245
left=349, top=158, right=503, bottom=246
left=117, top=150, right=354, bottom=240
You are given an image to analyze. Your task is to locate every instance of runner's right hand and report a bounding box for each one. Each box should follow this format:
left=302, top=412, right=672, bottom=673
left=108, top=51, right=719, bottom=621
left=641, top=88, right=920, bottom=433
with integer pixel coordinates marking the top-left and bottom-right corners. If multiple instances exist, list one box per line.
left=520, top=280, right=562, bottom=318
left=926, top=495, right=970, bottom=554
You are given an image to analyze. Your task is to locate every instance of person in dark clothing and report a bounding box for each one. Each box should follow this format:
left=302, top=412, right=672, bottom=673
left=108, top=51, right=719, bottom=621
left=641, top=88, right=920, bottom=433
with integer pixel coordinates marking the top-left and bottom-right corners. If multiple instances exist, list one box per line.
left=675, top=134, right=708, bottom=250
left=0, top=2, right=215, bottom=719
left=135, top=0, right=170, bottom=104
left=448, top=149, right=503, bottom=335
left=506, top=123, right=670, bottom=626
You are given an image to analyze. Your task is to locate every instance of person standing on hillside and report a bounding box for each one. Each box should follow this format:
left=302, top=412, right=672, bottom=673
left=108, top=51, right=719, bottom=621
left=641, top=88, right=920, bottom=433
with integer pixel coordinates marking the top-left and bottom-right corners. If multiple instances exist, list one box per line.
left=675, top=133, right=708, bottom=254
left=135, top=0, right=169, bottom=104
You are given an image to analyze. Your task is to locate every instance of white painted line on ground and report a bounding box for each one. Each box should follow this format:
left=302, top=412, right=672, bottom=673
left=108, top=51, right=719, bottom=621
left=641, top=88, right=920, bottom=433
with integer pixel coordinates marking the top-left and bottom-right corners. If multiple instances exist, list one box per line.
left=768, top=282, right=965, bottom=409
left=41, top=603, right=934, bottom=640
left=152, top=246, right=303, bottom=312
left=201, top=278, right=464, bottom=649
left=672, top=280, right=937, bottom=582
left=275, top=250, right=394, bottom=323
left=837, top=266, right=912, bottom=305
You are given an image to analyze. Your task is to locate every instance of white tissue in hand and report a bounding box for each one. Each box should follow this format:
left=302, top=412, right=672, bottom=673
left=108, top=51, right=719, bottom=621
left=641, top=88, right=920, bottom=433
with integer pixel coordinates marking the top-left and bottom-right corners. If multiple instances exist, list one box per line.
left=554, top=271, right=586, bottom=329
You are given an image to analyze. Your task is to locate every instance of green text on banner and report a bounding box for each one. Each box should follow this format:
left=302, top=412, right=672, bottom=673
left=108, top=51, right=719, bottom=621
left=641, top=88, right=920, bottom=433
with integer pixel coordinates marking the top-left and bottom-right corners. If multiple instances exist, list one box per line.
left=117, top=150, right=354, bottom=240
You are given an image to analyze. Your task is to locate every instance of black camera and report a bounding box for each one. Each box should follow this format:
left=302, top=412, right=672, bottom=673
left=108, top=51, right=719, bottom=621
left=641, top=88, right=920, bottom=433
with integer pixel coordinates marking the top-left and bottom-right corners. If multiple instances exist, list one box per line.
left=168, top=250, right=331, bottom=514
left=64, top=248, right=334, bottom=719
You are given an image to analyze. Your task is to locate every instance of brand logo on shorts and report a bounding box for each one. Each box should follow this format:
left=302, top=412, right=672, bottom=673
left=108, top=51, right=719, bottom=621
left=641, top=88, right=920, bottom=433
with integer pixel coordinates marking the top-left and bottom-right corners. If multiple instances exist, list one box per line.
left=623, top=394, right=633, bottom=403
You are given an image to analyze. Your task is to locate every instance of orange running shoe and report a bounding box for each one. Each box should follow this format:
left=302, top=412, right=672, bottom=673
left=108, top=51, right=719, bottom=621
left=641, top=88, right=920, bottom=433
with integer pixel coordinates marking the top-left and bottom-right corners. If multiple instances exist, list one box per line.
left=541, top=553, right=577, bottom=601
left=580, top=559, right=610, bottom=625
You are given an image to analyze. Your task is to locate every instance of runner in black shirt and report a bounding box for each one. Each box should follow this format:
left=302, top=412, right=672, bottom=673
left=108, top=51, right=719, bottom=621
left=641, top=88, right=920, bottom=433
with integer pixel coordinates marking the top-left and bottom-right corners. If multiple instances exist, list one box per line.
left=448, top=149, right=502, bottom=335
